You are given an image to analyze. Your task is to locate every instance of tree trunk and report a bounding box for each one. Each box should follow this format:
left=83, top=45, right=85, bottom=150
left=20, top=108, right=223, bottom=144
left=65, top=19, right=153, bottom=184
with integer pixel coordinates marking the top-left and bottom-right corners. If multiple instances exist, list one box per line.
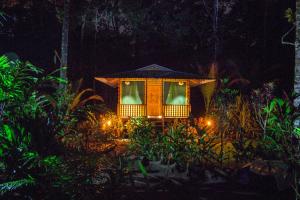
left=60, top=0, right=70, bottom=89
left=295, top=2, right=300, bottom=126
left=213, top=0, right=219, bottom=61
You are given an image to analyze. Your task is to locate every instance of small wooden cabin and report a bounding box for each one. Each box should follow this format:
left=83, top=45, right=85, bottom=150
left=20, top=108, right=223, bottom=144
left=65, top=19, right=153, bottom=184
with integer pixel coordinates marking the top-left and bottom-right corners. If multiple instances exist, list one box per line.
left=95, top=64, right=214, bottom=119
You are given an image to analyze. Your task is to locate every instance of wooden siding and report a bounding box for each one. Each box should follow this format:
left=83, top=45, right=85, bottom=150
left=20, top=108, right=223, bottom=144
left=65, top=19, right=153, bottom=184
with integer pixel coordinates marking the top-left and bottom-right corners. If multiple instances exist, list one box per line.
left=118, top=78, right=191, bottom=118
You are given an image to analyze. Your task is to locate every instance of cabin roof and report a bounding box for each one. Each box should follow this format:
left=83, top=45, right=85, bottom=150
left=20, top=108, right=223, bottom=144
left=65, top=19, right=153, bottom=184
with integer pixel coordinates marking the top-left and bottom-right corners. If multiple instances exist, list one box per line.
left=95, top=64, right=215, bottom=87
left=98, top=64, right=207, bottom=79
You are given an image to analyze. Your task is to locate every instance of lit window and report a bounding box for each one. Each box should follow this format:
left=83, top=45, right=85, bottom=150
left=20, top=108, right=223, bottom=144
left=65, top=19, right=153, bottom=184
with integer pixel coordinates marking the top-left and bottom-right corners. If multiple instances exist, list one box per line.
left=121, top=81, right=145, bottom=104
left=163, top=81, right=187, bottom=105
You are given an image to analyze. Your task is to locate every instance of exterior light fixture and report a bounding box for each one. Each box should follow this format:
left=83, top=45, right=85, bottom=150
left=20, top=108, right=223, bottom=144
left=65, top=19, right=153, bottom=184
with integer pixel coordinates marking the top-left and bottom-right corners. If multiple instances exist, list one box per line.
left=147, top=115, right=162, bottom=119
left=178, top=81, right=184, bottom=86
left=206, top=120, right=212, bottom=126
left=125, top=81, right=130, bottom=85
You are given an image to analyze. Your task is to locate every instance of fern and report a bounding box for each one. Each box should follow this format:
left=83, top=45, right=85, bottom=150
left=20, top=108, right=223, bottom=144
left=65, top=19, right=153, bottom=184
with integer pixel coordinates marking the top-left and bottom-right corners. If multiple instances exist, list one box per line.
left=0, top=176, right=35, bottom=195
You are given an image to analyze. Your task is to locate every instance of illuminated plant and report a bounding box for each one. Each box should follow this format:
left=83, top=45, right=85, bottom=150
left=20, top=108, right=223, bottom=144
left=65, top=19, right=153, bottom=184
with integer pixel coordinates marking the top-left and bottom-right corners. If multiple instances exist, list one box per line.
left=200, top=64, right=217, bottom=113
left=127, top=118, right=158, bottom=160
left=100, top=111, right=123, bottom=138
left=258, top=96, right=300, bottom=198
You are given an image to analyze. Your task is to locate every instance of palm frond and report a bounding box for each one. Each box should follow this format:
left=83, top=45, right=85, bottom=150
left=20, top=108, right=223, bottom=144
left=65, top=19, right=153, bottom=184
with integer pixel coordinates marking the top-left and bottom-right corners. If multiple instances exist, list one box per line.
left=0, top=177, right=35, bottom=195
left=76, top=95, right=104, bottom=108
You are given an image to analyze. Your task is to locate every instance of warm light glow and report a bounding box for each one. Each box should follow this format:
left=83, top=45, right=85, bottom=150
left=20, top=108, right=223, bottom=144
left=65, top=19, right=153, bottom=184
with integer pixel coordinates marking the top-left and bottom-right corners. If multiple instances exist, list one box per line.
left=147, top=115, right=162, bottom=119
left=206, top=120, right=212, bottom=126
left=178, top=81, right=184, bottom=86
left=102, top=120, right=112, bottom=130
left=125, top=81, right=130, bottom=85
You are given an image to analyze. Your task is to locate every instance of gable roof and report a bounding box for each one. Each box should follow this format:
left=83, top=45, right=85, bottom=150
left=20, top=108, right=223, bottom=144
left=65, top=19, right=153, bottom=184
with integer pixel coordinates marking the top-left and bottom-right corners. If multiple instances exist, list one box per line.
left=95, top=64, right=215, bottom=87
left=136, top=64, right=174, bottom=72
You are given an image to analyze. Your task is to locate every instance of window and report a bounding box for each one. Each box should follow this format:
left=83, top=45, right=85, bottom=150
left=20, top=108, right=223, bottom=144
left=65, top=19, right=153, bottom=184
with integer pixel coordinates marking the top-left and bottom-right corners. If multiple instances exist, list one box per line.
left=121, top=81, right=145, bottom=104
left=163, top=81, right=187, bottom=105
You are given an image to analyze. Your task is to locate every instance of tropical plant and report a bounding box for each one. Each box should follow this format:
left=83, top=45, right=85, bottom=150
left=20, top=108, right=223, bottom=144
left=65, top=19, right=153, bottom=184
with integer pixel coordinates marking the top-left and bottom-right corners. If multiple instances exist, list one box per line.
left=127, top=118, right=158, bottom=160
left=258, top=96, right=300, bottom=198
left=251, top=82, right=276, bottom=137
left=100, top=111, right=124, bottom=138
left=161, top=123, right=199, bottom=166
left=0, top=124, right=73, bottom=198
left=259, top=97, right=299, bottom=158
left=48, top=79, right=104, bottom=138
left=200, top=63, right=217, bottom=113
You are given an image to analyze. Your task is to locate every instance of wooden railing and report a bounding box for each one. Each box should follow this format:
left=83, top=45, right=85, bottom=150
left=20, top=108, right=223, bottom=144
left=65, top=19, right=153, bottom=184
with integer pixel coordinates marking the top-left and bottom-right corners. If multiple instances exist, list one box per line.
left=119, top=104, right=146, bottom=118
left=163, top=104, right=190, bottom=118
left=119, top=104, right=190, bottom=118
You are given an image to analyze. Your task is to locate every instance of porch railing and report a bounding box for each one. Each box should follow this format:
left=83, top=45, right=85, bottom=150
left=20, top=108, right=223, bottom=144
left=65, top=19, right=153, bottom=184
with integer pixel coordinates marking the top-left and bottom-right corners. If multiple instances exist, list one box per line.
left=119, top=104, right=146, bottom=118
left=163, top=104, right=190, bottom=118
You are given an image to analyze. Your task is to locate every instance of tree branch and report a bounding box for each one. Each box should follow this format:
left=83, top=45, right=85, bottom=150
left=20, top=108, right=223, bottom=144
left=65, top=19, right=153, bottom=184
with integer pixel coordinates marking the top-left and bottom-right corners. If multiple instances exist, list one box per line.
left=281, top=25, right=295, bottom=46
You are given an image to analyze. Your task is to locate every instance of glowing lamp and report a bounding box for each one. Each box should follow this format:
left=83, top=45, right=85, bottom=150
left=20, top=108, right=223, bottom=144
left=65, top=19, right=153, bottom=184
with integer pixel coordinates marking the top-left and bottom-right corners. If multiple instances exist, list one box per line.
left=107, top=120, right=112, bottom=126
left=206, top=120, right=212, bottom=126
left=178, top=81, right=184, bottom=86
left=125, top=81, right=130, bottom=85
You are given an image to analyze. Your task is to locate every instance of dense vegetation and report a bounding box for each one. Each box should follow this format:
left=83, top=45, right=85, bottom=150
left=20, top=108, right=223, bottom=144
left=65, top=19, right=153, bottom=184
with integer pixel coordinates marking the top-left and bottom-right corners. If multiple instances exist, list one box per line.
left=0, top=54, right=299, bottom=199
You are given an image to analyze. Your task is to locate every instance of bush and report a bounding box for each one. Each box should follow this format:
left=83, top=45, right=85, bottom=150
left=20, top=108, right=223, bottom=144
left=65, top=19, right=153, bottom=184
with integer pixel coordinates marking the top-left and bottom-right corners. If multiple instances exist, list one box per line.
left=0, top=124, right=73, bottom=199
left=127, top=119, right=219, bottom=168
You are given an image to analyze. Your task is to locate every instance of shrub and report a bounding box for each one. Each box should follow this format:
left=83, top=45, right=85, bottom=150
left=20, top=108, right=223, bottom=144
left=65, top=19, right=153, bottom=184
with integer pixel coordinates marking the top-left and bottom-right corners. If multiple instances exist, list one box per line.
left=127, top=118, right=159, bottom=160
left=0, top=124, right=73, bottom=199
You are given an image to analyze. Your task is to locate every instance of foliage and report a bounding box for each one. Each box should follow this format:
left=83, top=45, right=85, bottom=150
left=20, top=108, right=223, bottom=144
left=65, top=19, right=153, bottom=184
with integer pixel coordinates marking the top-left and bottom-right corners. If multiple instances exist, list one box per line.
left=0, top=54, right=66, bottom=153
left=64, top=110, right=109, bottom=151
left=128, top=119, right=219, bottom=167
left=258, top=97, right=299, bottom=158
left=161, top=123, right=199, bottom=166
left=127, top=118, right=158, bottom=160
left=0, top=54, right=104, bottom=153
left=251, top=82, right=276, bottom=136
left=285, top=8, right=295, bottom=24
left=0, top=124, right=73, bottom=198
left=254, top=96, right=300, bottom=198
left=0, top=54, right=107, bottom=198
left=100, top=111, right=124, bottom=138
left=200, top=63, right=217, bottom=113
left=48, top=79, right=104, bottom=138
left=0, top=176, right=35, bottom=195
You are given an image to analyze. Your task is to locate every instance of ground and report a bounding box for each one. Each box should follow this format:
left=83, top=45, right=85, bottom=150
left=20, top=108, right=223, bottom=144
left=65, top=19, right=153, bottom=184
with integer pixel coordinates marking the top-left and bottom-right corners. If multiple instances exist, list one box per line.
left=66, top=140, right=294, bottom=200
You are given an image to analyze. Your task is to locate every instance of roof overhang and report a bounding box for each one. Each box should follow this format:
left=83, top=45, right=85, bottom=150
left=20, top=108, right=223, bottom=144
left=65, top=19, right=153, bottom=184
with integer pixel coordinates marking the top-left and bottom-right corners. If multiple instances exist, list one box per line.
left=95, top=77, right=215, bottom=88
left=189, top=79, right=215, bottom=87
left=95, top=77, right=119, bottom=88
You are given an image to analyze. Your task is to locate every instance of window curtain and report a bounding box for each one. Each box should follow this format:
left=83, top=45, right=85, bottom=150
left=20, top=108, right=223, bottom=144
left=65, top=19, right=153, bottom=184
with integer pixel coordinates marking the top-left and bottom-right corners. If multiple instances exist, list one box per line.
left=164, top=82, right=186, bottom=105
left=121, top=81, right=144, bottom=104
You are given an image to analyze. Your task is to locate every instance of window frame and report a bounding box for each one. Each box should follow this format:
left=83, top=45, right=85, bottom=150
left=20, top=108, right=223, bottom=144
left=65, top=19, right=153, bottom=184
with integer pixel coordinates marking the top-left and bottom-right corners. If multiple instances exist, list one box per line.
left=163, top=80, right=188, bottom=105
left=120, top=79, right=146, bottom=105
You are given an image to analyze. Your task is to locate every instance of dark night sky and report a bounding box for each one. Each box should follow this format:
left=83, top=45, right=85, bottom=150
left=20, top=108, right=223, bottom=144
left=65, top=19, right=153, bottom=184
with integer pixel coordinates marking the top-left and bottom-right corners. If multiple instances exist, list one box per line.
left=0, top=0, right=295, bottom=92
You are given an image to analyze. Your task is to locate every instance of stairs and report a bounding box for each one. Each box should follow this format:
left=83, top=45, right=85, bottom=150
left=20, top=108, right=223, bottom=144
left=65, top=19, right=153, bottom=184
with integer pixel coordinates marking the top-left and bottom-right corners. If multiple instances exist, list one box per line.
left=150, top=119, right=165, bottom=132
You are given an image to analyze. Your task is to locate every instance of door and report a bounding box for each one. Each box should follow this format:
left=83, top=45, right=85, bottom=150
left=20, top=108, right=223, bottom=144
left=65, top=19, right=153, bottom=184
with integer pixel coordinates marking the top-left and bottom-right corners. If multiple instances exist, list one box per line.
left=147, top=79, right=162, bottom=117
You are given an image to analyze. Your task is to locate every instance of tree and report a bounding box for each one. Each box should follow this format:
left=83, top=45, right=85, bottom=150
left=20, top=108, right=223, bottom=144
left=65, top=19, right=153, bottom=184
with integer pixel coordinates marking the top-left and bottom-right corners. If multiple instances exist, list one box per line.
left=59, top=0, right=70, bottom=89
left=295, top=2, right=300, bottom=127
